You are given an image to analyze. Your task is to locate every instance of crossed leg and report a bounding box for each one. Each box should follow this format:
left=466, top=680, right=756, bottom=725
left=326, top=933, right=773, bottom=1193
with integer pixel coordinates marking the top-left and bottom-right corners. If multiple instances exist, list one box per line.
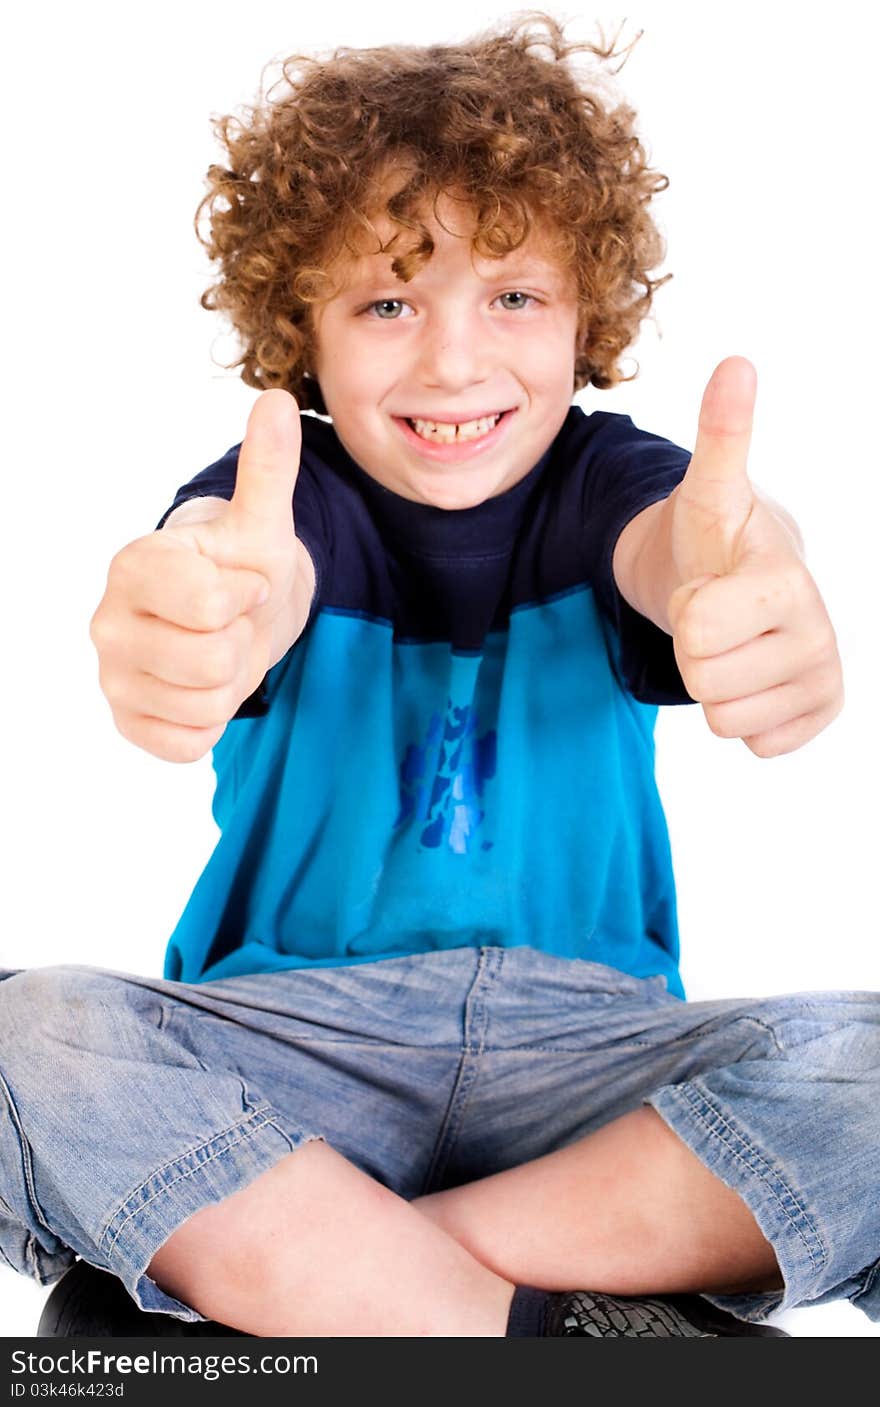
left=412, top=1104, right=782, bottom=1296
left=147, top=1105, right=780, bottom=1337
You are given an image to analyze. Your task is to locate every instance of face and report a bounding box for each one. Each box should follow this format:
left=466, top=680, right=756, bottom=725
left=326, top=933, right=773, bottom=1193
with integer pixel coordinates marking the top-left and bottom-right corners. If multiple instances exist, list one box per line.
left=311, top=197, right=580, bottom=509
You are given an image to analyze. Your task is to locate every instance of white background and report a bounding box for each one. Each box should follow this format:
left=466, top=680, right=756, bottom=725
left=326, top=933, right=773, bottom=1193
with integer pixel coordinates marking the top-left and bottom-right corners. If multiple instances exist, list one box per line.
left=2, top=1, right=877, bottom=1338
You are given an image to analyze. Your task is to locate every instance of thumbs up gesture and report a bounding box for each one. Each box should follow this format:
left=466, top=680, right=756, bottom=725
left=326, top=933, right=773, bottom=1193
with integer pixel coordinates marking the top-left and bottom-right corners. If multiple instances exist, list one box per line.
left=666, top=358, right=843, bottom=757
left=90, top=390, right=314, bottom=762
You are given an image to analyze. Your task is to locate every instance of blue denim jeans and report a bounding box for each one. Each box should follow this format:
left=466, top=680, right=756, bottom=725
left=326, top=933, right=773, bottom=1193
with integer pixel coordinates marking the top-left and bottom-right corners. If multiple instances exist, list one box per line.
left=0, top=947, right=877, bottom=1325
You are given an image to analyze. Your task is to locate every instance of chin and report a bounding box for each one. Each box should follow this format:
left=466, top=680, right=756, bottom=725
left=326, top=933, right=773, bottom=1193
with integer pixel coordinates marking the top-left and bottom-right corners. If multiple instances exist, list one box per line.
left=413, top=469, right=517, bottom=511
left=419, top=484, right=494, bottom=511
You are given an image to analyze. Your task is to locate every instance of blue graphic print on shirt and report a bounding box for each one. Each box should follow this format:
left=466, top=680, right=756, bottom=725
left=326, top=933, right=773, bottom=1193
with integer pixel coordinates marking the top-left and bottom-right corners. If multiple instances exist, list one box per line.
left=396, top=699, right=497, bottom=854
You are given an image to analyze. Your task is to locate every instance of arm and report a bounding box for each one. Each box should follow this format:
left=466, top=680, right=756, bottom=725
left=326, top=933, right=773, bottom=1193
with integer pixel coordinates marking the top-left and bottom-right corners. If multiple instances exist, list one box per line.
left=610, top=357, right=841, bottom=758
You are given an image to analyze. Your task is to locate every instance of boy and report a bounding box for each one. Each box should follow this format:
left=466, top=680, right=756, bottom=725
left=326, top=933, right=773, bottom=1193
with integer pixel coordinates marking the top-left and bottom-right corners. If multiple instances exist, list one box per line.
left=1, top=15, right=876, bottom=1338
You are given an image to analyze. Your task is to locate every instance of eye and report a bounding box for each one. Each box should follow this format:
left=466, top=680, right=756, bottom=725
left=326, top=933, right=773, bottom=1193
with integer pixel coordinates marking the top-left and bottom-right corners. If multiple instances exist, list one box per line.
left=365, top=299, right=413, bottom=319
left=496, top=291, right=535, bottom=311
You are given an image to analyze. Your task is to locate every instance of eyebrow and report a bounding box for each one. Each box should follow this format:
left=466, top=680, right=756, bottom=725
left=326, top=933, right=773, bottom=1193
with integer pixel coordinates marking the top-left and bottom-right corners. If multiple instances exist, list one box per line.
left=483, top=265, right=565, bottom=285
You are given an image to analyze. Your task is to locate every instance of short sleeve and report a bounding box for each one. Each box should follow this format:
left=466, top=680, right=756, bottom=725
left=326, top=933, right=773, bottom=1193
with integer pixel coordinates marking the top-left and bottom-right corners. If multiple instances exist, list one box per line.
left=575, top=410, right=694, bottom=706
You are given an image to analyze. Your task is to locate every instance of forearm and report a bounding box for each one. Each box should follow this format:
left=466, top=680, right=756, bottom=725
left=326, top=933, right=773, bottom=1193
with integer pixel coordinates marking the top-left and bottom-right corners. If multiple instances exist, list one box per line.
left=613, top=491, right=679, bottom=636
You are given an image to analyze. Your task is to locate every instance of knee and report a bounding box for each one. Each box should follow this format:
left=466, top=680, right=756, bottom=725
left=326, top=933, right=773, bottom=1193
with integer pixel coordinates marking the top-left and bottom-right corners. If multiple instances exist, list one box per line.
left=771, top=992, right=880, bottom=1074
left=0, top=965, right=137, bottom=1065
left=830, top=1001, right=880, bottom=1074
left=2, top=963, right=94, bottom=1023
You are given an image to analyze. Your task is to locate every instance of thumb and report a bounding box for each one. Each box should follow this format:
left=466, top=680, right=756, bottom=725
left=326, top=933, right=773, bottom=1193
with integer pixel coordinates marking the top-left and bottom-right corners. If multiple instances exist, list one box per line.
left=671, top=357, right=758, bottom=582
left=227, top=389, right=302, bottom=540
left=684, top=355, right=756, bottom=496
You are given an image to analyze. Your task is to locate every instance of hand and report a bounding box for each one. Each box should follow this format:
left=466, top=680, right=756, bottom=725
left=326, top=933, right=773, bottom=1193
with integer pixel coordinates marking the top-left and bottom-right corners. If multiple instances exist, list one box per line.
left=90, top=390, right=311, bottom=762
left=666, top=357, right=844, bottom=758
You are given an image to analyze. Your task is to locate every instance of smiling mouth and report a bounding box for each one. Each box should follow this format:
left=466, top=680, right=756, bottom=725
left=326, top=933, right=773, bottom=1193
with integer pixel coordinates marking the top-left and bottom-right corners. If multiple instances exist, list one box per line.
left=403, top=410, right=513, bottom=443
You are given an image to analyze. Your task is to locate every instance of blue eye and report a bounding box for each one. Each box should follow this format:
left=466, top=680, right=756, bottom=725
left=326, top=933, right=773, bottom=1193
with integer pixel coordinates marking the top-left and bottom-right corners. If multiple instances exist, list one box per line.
left=368, top=299, right=407, bottom=318
left=497, top=291, right=532, bottom=310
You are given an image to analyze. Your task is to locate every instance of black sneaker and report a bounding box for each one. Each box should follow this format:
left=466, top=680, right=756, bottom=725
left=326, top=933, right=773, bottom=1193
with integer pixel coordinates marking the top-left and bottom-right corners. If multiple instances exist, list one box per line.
left=544, top=1289, right=789, bottom=1337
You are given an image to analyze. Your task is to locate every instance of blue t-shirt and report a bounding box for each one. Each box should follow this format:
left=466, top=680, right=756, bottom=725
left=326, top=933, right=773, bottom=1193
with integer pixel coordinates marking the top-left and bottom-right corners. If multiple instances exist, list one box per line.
left=158, top=406, right=694, bottom=996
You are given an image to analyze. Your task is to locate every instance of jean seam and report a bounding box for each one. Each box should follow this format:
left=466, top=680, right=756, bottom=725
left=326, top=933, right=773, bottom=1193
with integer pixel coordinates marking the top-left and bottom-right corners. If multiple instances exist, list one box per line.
left=629, top=1016, right=787, bottom=1057
left=673, top=1080, right=827, bottom=1273
left=0, top=1071, right=54, bottom=1236
left=420, top=947, right=502, bottom=1193
left=432, top=1015, right=785, bottom=1057
left=100, top=1106, right=296, bottom=1259
left=104, top=1103, right=279, bottom=1198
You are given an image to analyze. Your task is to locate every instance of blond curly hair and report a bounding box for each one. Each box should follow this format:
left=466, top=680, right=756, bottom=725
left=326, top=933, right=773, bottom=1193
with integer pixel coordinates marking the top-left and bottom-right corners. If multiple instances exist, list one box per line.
left=197, top=12, right=671, bottom=412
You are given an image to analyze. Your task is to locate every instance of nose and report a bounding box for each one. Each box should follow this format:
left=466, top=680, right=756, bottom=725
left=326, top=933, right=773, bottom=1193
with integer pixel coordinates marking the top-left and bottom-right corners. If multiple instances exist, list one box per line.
left=417, top=308, right=490, bottom=391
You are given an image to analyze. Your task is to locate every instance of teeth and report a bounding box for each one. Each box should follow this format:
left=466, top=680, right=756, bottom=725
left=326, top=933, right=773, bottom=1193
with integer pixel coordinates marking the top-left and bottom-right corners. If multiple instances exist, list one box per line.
left=410, top=413, right=502, bottom=443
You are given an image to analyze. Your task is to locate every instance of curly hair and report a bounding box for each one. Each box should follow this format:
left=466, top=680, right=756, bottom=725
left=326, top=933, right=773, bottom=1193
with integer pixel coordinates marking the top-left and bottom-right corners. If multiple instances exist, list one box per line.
left=197, top=12, right=671, bottom=412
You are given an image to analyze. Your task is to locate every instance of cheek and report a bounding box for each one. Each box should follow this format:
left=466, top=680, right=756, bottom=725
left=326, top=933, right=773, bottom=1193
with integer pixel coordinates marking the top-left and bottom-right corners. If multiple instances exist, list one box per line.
left=526, top=347, right=577, bottom=396
left=318, top=347, right=372, bottom=411
left=320, top=331, right=393, bottom=401
left=517, top=317, right=578, bottom=384
left=333, top=377, right=389, bottom=425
